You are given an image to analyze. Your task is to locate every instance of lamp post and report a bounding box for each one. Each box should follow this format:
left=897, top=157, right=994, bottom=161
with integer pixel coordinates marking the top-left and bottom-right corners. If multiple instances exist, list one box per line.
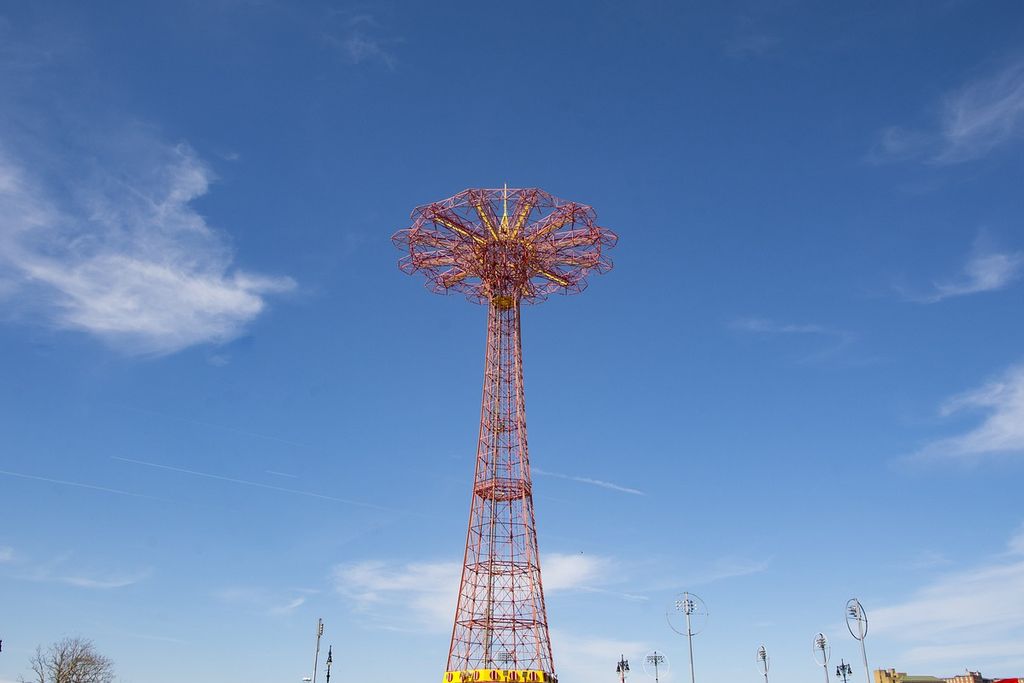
left=643, top=651, right=668, bottom=683
left=813, top=633, right=831, bottom=683
left=617, top=655, right=630, bottom=683
left=846, top=598, right=870, bottom=683
left=757, top=644, right=770, bottom=683
left=667, top=591, right=707, bottom=683
left=325, top=647, right=333, bottom=683
left=837, top=660, right=853, bottom=683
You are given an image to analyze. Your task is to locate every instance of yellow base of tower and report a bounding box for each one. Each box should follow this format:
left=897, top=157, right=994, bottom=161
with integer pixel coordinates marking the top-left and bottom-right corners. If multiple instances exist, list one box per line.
left=443, top=670, right=557, bottom=683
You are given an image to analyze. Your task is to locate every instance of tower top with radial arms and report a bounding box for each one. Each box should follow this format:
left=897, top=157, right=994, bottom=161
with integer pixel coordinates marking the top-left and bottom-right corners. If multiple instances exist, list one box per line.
left=392, top=186, right=617, bottom=306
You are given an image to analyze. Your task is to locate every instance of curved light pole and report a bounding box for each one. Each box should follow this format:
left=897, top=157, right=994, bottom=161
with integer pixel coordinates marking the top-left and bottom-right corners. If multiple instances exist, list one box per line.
left=846, top=598, right=870, bottom=683
left=667, top=591, right=708, bottom=683
left=756, top=644, right=770, bottom=683
left=813, top=633, right=831, bottom=683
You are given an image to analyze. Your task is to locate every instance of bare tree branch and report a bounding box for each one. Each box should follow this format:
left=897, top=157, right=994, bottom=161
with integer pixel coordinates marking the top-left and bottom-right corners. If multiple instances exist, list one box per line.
left=19, top=638, right=115, bottom=683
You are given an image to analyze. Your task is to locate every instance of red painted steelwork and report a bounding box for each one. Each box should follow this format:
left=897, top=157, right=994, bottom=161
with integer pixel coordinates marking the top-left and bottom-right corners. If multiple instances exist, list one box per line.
left=393, top=187, right=617, bottom=676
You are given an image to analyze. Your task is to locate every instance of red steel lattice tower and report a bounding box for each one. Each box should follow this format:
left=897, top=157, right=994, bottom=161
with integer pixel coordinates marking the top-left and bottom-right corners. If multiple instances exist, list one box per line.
left=393, top=187, right=617, bottom=683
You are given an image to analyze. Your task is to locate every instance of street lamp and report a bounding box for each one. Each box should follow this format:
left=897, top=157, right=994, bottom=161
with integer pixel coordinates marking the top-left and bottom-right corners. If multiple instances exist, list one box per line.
left=837, top=660, right=853, bottom=683
left=667, top=591, right=708, bottom=683
left=757, top=644, right=770, bottom=683
left=617, top=655, right=630, bottom=683
left=846, top=598, right=870, bottom=683
left=813, top=633, right=831, bottom=683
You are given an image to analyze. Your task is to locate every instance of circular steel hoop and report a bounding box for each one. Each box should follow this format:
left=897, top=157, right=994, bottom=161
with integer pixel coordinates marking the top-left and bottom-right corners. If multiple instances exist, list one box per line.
left=642, top=651, right=671, bottom=679
left=756, top=644, right=770, bottom=674
left=845, top=598, right=868, bottom=641
left=812, top=633, right=831, bottom=666
left=666, top=591, right=709, bottom=636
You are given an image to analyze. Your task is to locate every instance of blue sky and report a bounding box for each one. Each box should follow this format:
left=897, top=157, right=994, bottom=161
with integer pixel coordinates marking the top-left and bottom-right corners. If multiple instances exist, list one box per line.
left=1, top=1, right=1024, bottom=682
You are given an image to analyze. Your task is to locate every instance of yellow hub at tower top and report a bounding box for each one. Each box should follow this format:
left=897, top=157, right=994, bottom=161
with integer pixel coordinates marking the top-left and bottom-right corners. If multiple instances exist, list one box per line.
left=444, top=670, right=557, bottom=683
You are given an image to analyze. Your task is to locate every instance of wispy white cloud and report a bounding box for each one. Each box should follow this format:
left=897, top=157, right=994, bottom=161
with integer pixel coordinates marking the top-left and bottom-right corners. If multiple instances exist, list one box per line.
left=938, top=60, right=1024, bottom=163
left=549, top=629, right=651, bottom=682
left=678, top=556, right=770, bottom=586
left=20, top=553, right=151, bottom=589
left=724, top=15, right=780, bottom=59
left=334, top=559, right=459, bottom=630
left=731, top=318, right=838, bottom=335
left=540, top=553, right=613, bottom=590
left=873, top=59, right=1024, bottom=164
left=60, top=571, right=151, bottom=589
left=914, top=363, right=1024, bottom=461
left=872, top=525, right=1024, bottom=669
left=1010, top=524, right=1024, bottom=556
left=0, top=545, right=13, bottom=563
left=0, top=139, right=294, bottom=355
left=322, top=12, right=397, bottom=69
left=900, top=240, right=1024, bottom=303
left=333, top=553, right=618, bottom=632
left=533, top=467, right=644, bottom=496
left=217, top=586, right=316, bottom=616
left=730, top=317, right=855, bottom=362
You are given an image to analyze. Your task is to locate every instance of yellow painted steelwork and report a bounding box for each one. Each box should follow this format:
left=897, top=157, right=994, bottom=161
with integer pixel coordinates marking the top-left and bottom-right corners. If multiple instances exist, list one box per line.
left=441, top=269, right=469, bottom=286
left=537, top=270, right=569, bottom=286
left=442, top=670, right=556, bottom=683
left=512, top=203, right=532, bottom=236
left=434, top=215, right=485, bottom=245
left=491, top=295, right=515, bottom=309
left=475, top=204, right=498, bottom=240
left=499, top=185, right=510, bottom=234
left=529, top=214, right=572, bottom=241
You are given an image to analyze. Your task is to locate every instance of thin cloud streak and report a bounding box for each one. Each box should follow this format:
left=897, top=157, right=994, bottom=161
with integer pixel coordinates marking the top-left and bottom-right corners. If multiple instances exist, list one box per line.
left=114, top=403, right=316, bottom=449
left=0, top=468, right=157, bottom=500
left=19, top=553, right=151, bottom=590
left=532, top=467, right=644, bottom=496
left=112, top=456, right=391, bottom=510
left=61, top=571, right=151, bottom=589
left=217, top=586, right=316, bottom=616
left=731, top=318, right=839, bottom=335
left=679, top=557, right=770, bottom=586
left=730, top=316, right=856, bottom=363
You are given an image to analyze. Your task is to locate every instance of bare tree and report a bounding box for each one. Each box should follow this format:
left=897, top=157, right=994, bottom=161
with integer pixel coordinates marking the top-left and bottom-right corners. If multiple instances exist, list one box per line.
left=20, top=638, right=115, bottom=683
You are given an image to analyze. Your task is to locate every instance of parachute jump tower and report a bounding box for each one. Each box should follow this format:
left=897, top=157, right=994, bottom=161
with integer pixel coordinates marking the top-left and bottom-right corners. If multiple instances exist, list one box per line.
left=393, top=187, right=617, bottom=683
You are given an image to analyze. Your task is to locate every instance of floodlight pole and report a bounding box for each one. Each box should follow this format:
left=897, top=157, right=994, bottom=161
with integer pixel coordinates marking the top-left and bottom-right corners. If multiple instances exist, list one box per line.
left=757, top=644, right=769, bottom=683
left=814, top=633, right=831, bottom=683
left=846, top=599, right=871, bottom=683
left=646, top=652, right=665, bottom=683
left=311, top=618, right=324, bottom=683
left=685, top=599, right=695, bottom=683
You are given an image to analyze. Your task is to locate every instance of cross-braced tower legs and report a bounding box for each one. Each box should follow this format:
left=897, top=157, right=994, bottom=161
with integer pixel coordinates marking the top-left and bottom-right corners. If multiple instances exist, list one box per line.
left=448, top=299, right=554, bottom=673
